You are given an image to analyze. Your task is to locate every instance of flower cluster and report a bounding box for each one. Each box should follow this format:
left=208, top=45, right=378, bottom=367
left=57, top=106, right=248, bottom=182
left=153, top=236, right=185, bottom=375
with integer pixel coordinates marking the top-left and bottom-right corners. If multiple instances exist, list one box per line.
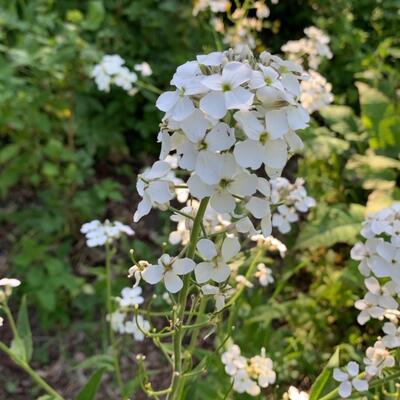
left=281, top=27, right=332, bottom=70
left=193, top=1, right=278, bottom=51
left=92, top=55, right=152, bottom=95
left=270, top=177, right=316, bottom=234
left=281, top=27, right=333, bottom=113
left=284, top=386, right=309, bottom=400
left=332, top=204, right=400, bottom=398
left=108, top=286, right=150, bottom=341
left=221, top=344, right=276, bottom=396
left=300, top=70, right=333, bottom=113
left=80, top=220, right=134, bottom=247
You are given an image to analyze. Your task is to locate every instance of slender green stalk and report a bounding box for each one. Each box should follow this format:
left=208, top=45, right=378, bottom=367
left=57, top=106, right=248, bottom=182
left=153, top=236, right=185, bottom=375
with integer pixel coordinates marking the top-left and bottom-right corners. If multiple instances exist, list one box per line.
left=3, top=303, right=19, bottom=338
left=0, top=341, right=64, bottom=400
left=105, top=243, right=125, bottom=397
left=168, top=197, right=209, bottom=399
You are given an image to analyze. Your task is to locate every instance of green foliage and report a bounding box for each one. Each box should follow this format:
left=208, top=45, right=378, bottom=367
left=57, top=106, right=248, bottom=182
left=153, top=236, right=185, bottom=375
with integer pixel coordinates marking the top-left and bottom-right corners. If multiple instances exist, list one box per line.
left=75, top=368, right=106, bottom=400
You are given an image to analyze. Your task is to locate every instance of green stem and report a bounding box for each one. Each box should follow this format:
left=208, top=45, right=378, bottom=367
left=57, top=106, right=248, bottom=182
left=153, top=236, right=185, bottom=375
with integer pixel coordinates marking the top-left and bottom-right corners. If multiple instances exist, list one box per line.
left=168, top=197, right=209, bottom=400
left=3, top=303, right=19, bottom=338
left=105, top=243, right=125, bottom=397
left=0, top=342, right=64, bottom=400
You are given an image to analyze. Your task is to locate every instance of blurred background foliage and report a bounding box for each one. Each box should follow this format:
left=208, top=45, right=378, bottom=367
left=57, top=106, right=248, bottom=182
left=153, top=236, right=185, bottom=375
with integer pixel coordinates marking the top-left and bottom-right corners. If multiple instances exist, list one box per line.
left=0, top=0, right=399, bottom=398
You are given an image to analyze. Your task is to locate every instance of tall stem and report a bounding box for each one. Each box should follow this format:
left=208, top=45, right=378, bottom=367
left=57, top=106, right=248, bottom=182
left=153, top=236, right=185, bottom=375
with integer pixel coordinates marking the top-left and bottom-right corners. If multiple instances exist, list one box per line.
left=0, top=342, right=64, bottom=400
left=105, top=243, right=125, bottom=397
left=168, top=197, right=209, bottom=399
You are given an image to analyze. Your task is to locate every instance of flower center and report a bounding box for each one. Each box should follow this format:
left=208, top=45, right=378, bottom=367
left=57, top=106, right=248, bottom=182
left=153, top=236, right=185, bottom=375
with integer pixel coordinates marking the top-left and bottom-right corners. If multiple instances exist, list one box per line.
left=198, top=140, right=208, bottom=150
left=219, top=178, right=232, bottom=189
left=264, top=76, right=273, bottom=85
left=259, top=132, right=269, bottom=144
left=222, top=83, right=231, bottom=92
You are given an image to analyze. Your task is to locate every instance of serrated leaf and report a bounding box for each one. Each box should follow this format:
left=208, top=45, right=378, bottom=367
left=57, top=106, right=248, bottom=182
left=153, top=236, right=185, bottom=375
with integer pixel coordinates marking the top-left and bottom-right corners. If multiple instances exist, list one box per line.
left=76, top=368, right=106, bottom=400
left=295, top=204, right=365, bottom=250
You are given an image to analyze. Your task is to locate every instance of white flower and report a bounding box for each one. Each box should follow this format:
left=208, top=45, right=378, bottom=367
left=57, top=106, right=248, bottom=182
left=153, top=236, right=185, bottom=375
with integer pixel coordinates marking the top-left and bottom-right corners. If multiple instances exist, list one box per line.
left=188, top=154, right=258, bottom=214
left=272, top=205, right=299, bottom=233
left=200, top=61, right=254, bottom=119
left=287, top=386, right=309, bottom=400
left=134, top=161, right=176, bottom=222
left=221, top=345, right=247, bottom=376
left=108, top=311, right=126, bottom=334
left=201, top=283, right=233, bottom=311
left=382, top=322, right=400, bottom=348
left=194, top=237, right=240, bottom=283
left=117, top=287, right=144, bottom=307
left=333, top=362, right=368, bottom=398
left=142, top=254, right=195, bottom=293
left=80, top=220, right=134, bottom=247
left=124, top=315, right=150, bottom=341
left=0, top=317, right=3, bottom=327
left=134, top=62, right=152, bottom=77
left=251, top=235, right=287, bottom=257
left=249, top=348, right=276, bottom=388
left=363, top=340, right=395, bottom=377
left=233, top=369, right=260, bottom=396
left=0, top=278, right=21, bottom=288
left=300, top=70, right=333, bottom=113
left=255, top=263, right=274, bottom=286
left=350, top=238, right=383, bottom=276
left=236, top=275, right=254, bottom=288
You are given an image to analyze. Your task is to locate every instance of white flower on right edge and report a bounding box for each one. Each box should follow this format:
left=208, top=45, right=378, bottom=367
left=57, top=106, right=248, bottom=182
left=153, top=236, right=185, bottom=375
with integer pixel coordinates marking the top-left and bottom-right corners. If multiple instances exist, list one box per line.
left=363, top=341, right=395, bottom=377
left=142, top=254, right=195, bottom=293
left=333, top=361, right=368, bottom=398
left=194, top=236, right=240, bottom=284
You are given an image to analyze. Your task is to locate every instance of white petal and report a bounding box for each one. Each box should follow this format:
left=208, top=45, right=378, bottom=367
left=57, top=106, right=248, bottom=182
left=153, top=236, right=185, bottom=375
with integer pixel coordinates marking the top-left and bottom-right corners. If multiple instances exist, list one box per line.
left=210, top=191, right=236, bottom=213
left=225, top=87, right=254, bottom=110
left=246, top=197, right=270, bottom=219
left=134, top=194, right=152, bottom=222
left=234, top=110, right=264, bottom=140
left=156, top=90, right=179, bottom=112
left=211, top=264, right=231, bottom=282
left=171, top=96, right=195, bottom=121
left=222, top=62, right=252, bottom=87
left=261, top=215, right=272, bottom=237
left=221, top=237, right=241, bottom=261
left=369, top=255, right=392, bottom=277
left=285, top=130, right=304, bottom=152
left=233, top=140, right=264, bottom=169
left=142, top=264, right=164, bottom=284
left=377, top=242, right=396, bottom=262
left=286, top=106, right=309, bottom=130
left=187, top=175, right=213, bottom=200
left=180, top=109, right=209, bottom=143
left=201, top=74, right=224, bottom=90
left=352, top=379, right=368, bottom=392
left=146, top=161, right=171, bottom=179
left=195, top=151, right=223, bottom=185
left=229, top=172, right=258, bottom=197
left=338, top=381, right=352, bottom=398
left=197, top=52, right=224, bottom=66
left=164, top=271, right=183, bottom=293
left=347, top=361, right=359, bottom=377
left=177, top=141, right=197, bottom=171
left=333, top=369, right=348, bottom=382
left=200, top=91, right=227, bottom=119
left=281, top=74, right=300, bottom=97
left=173, top=258, right=195, bottom=275
left=263, top=139, right=288, bottom=169
left=195, top=262, right=214, bottom=284
left=146, top=181, right=173, bottom=203
left=197, top=239, right=218, bottom=260
left=265, top=109, right=289, bottom=139
left=257, top=177, right=271, bottom=197
left=206, top=123, right=235, bottom=152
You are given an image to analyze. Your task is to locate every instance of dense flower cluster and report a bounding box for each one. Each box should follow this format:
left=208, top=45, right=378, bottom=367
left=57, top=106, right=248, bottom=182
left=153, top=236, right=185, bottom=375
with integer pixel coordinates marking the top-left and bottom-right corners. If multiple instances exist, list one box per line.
left=221, top=344, right=276, bottom=396
left=80, top=220, right=134, bottom=247
left=285, top=386, right=309, bottom=400
left=270, top=177, right=316, bottom=233
left=281, top=27, right=332, bottom=70
left=332, top=204, right=400, bottom=398
left=193, top=1, right=277, bottom=51
left=281, top=27, right=333, bottom=113
left=300, top=70, right=333, bottom=113
left=133, top=48, right=310, bottom=292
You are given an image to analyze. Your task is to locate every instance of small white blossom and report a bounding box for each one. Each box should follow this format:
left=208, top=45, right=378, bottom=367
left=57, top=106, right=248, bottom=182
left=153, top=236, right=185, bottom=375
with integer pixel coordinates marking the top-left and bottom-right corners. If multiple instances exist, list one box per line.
left=142, top=254, right=195, bottom=293
left=287, top=386, right=309, bottom=400
left=124, top=315, right=150, bottom=341
left=382, top=322, right=400, bottom=348
left=134, top=62, right=152, bottom=77
left=117, top=287, right=144, bottom=307
left=81, top=220, right=134, bottom=247
left=255, top=263, right=274, bottom=286
left=364, top=340, right=395, bottom=377
left=333, top=362, right=368, bottom=398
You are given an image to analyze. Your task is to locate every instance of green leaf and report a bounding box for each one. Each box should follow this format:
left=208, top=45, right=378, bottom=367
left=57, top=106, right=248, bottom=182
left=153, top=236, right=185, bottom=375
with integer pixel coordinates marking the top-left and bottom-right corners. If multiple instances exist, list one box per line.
left=309, top=347, right=340, bottom=400
left=295, top=204, right=365, bottom=250
left=16, top=296, right=33, bottom=362
left=83, top=1, right=105, bottom=30
left=76, top=368, right=106, bottom=400
left=75, top=354, right=114, bottom=371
